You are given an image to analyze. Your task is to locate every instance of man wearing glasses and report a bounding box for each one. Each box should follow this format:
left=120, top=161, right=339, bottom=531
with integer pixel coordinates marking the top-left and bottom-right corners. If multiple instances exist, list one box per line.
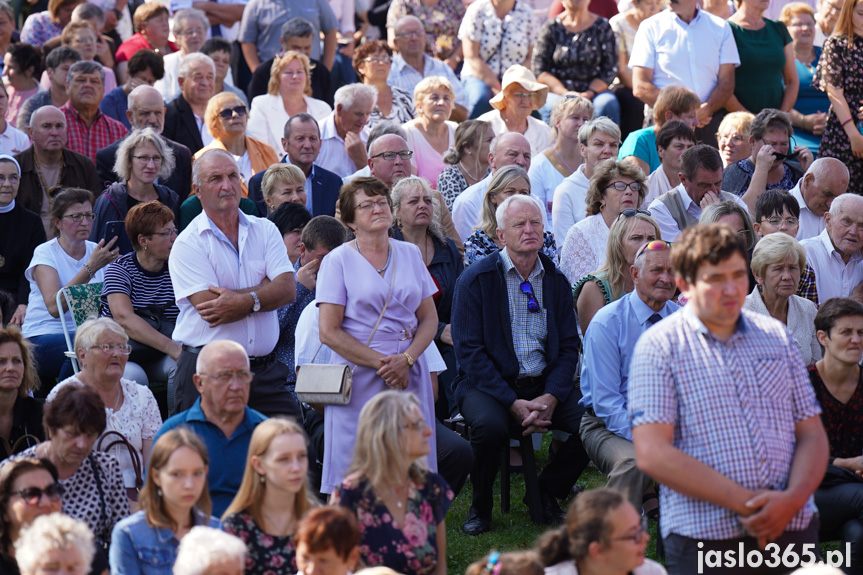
left=452, top=194, right=587, bottom=535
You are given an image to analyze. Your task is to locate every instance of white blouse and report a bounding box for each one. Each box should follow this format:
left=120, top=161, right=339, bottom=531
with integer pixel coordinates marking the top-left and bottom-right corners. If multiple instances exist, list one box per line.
left=559, top=213, right=610, bottom=285
left=743, top=288, right=821, bottom=365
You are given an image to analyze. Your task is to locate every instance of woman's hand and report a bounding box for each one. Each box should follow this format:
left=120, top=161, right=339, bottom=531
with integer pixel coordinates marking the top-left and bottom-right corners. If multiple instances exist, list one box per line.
left=9, top=305, right=26, bottom=326
left=851, top=133, right=863, bottom=159
left=753, top=143, right=776, bottom=172
left=805, top=111, right=827, bottom=135
left=834, top=456, right=863, bottom=477
left=377, top=354, right=410, bottom=390
left=87, top=237, right=119, bottom=272
left=440, top=324, right=453, bottom=346
left=793, top=145, right=814, bottom=172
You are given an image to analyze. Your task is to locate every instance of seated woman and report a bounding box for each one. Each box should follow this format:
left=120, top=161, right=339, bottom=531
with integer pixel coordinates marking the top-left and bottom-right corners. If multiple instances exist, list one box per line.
left=261, top=164, right=308, bottom=214
left=223, top=418, right=316, bottom=575
left=0, top=329, right=43, bottom=460
left=20, top=0, right=77, bottom=47
left=619, top=85, right=700, bottom=176
left=642, top=120, right=697, bottom=206
left=52, top=22, right=117, bottom=93
left=4, top=44, right=42, bottom=130
left=15, top=513, right=95, bottom=575
left=699, top=200, right=758, bottom=290
left=437, top=120, right=494, bottom=210
left=333, top=391, right=453, bottom=575
left=560, top=159, right=646, bottom=286
left=538, top=487, right=667, bottom=575
left=0, top=84, right=32, bottom=156
left=717, top=111, right=756, bottom=168
left=464, top=165, right=557, bottom=267
left=477, top=66, right=552, bottom=156
left=109, top=428, right=219, bottom=575
left=744, top=233, right=820, bottom=364
left=15, top=384, right=130, bottom=548
left=269, top=202, right=313, bottom=265
left=809, top=298, right=863, bottom=572
left=352, top=41, right=415, bottom=130
left=402, top=77, right=457, bottom=188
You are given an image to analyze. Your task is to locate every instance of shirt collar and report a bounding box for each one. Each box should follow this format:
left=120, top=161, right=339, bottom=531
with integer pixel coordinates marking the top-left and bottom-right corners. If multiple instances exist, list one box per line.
left=320, top=113, right=340, bottom=141
left=628, top=290, right=672, bottom=325
left=676, top=183, right=697, bottom=210
left=62, top=101, right=103, bottom=124
left=682, top=303, right=748, bottom=341
left=500, top=248, right=544, bottom=282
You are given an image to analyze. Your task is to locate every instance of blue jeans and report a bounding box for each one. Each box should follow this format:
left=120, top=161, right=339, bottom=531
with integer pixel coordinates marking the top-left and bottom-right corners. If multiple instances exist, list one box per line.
left=540, top=90, right=621, bottom=124
left=463, top=76, right=494, bottom=119
left=28, top=333, right=74, bottom=395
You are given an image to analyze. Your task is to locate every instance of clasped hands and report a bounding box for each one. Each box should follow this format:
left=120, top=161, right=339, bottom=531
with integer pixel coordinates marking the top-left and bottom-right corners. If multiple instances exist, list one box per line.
left=509, top=394, right=558, bottom=436
left=377, top=353, right=411, bottom=390
left=737, top=489, right=801, bottom=549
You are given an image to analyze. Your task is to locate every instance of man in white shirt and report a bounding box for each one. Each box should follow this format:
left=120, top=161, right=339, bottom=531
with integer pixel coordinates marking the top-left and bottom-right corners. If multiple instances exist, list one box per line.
left=789, top=157, right=849, bottom=241
left=648, top=145, right=747, bottom=242
left=317, top=84, right=375, bottom=178
left=169, top=149, right=300, bottom=418
left=629, top=0, right=739, bottom=145
left=801, top=193, right=863, bottom=302
left=814, top=0, right=844, bottom=46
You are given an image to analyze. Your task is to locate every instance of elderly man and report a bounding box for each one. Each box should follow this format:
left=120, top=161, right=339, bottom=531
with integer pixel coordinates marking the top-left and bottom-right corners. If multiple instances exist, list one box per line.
left=154, top=340, right=266, bottom=516
left=580, top=240, right=678, bottom=511
left=387, top=16, right=468, bottom=122
left=169, top=148, right=300, bottom=419
left=630, top=224, right=828, bottom=574
left=247, top=18, right=334, bottom=104
left=801, top=193, right=863, bottom=302
left=162, top=53, right=216, bottom=155
left=248, top=114, right=343, bottom=215
left=789, top=157, right=850, bottom=241
left=61, top=60, right=128, bottom=162
left=95, top=85, right=193, bottom=198
left=317, top=84, right=375, bottom=178
left=17, top=47, right=81, bottom=132
left=15, top=105, right=100, bottom=237
left=453, top=194, right=588, bottom=534
left=815, top=0, right=844, bottom=45
left=648, top=144, right=748, bottom=242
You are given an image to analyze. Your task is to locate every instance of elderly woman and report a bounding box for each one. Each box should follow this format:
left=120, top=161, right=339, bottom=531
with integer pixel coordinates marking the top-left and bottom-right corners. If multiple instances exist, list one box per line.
left=353, top=41, right=415, bottom=130
left=559, top=159, right=646, bottom=286
left=20, top=0, right=81, bottom=46
left=464, top=165, right=557, bottom=267
left=55, top=22, right=117, bottom=93
left=317, top=177, right=438, bottom=495
left=155, top=9, right=210, bottom=104
left=114, top=4, right=177, bottom=82
left=780, top=3, right=831, bottom=154
left=15, top=513, right=94, bottom=575
left=92, top=129, right=178, bottom=251
left=3, top=45, right=42, bottom=129
left=21, top=188, right=118, bottom=389
left=194, top=93, right=278, bottom=195
left=247, top=52, right=333, bottom=158
left=532, top=0, right=619, bottom=124
left=48, top=318, right=162, bottom=502
left=101, top=201, right=180, bottom=392
left=173, top=527, right=246, bottom=575
left=743, top=233, right=819, bottom=364
left=334, top=391, right=452, bottom=575
left=0, top=329, right=43, bottom=460
left=223, top=419, right=315, bottom=575
left=574, top=213, right=660, bottom=334
left=110, top=428, right=219, bottom=575
left=15, top=384, right=130, bottom=547
left=261, top=164, right=308, bottom=214
left=477, top=66, right=552, bottom=156
left=402, top=77, right=457, bottom=187
left=437, top=121, right=493, bottom=210
left=717, top=111, right=756, bottom=168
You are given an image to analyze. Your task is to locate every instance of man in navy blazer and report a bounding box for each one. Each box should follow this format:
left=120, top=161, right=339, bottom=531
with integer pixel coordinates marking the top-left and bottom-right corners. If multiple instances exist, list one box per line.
left=452, top=194, right=588, bottom=535
left=248, top=113, right=342, bottom=216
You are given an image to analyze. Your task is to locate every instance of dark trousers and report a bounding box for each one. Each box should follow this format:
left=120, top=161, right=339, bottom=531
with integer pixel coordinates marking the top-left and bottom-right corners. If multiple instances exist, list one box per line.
left=664, top=518, right=820, bottom=575
left=816, top=483, right=863, bottom=574
left=459, top=382, right=589, bottom=516
left=173, top=348, right=302, bottom=420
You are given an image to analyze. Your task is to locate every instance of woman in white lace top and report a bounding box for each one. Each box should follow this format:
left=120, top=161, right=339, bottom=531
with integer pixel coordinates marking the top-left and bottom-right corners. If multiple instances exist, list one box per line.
left=559, top=159, right=647, bottom=285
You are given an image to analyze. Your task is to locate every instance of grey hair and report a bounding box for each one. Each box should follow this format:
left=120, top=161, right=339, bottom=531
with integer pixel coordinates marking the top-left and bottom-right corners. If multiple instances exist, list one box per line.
left=127, top=85, right=163, bottom=112
left=750, top=231, right=806, bottom=280
left=71, top=3, right=103, bottom=25
left=15, top=513, right=95, bottom=575
left=489, top=132, right=530, bottom=159
left=829, top=192, right=863, bottom=217
left=173, top=527, right=246, bottom=575
left=391, top=176, right=445, bottom=242
left=366, top=121, right=407, bottom=152
left=73, top=317, right=128, bottom=353
left=495, top=193, right=543, bottom=232
left=284, top=113, right=319, bottom=141
left=334, top=83, right=377, bottom=111
left=192, top=148, right=238, bottom=188
left=578, top=116, right=621, bottom=147
left=808, top=156, right=849, bottom=183
left=699, top=200, right=757, bottom=251
left=0, top=2, right=13, bottom=24
left=281, top=17, right=314, bottom=41
left=66, top=60, right=104, bottom=85
left=178, top=52, right=215, bottom=79
left=173, top=8, right=209, bottom=35
left=113, top=127, right=176, bottom=181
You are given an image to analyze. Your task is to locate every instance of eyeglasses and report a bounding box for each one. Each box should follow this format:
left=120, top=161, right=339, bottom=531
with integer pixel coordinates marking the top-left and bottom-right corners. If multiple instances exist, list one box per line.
left=370, top=151, right=413, bottom=162
left=176, top=27, right=206, bottom=36
left=363, top=56, right=391, bottom=64
left=14, top=484, right=64, bottom=505
left=199, top=370, right=253, bottom=385
left=152, top=228, right=179, bottom=238
left=62, top=212, right=96, bottom=222
left=762, top=216, right=799, bottom=227
left=133, top=155, right=163, bottom=165
left=0, top=174, right=19, bottom=184
left=356, top=199, right=390, bottom=211
left=89, top=344, right=132, bottom=355
left=218, top=105, right=247, bottom=119
left=635, top=240, right=672, bottom=260
left=610, top=517, right=649, bottom=543
left=509, top=92, right=534, bottom=100
left=618, top=208, right=651, bottom=219
left=719, top=134, right=746, bottom=145
left=606, top=181, right=643, bottom=193
left=401, top=418, right=426, bottom=431
left=395, top=30, right=422, bottom=39
left=519, top=280, right=540, bottom=313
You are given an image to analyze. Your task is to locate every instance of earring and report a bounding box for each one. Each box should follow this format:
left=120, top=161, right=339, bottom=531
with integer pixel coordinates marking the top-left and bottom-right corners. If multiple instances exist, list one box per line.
left=259, top=474, right=265, bottom=484
left=466, top=150, right=471, bottom=155
left=157, top=488, right=162, bottom=497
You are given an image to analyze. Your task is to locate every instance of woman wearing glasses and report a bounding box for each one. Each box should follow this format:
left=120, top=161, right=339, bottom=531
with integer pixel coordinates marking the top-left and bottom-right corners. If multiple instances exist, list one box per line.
left=352, top=41, right=415, bottom=131
left=91, top=128, right=179, bottom=255
left=21, top=187, right=118, bottom=391
left=538, top=488, right=667, bottom=575
left=47, top=318, right=162, bottom=507
left=402, top=77, right=457, bottom=188
left=476, top=66, right=552, bottom=156
left=464, top=165, right=557, bottom=267
left=559, top=159, right=646, bottom=286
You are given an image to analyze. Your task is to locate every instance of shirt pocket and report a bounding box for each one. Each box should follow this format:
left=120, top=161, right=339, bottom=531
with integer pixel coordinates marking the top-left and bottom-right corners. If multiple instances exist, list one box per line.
left=136, top=546, right=175, bottom=575
left=754, top=357, right=794, bottom=430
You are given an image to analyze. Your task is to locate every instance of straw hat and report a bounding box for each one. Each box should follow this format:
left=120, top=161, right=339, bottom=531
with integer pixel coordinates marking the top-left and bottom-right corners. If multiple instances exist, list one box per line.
left=489, top=65, right=549, bottom=111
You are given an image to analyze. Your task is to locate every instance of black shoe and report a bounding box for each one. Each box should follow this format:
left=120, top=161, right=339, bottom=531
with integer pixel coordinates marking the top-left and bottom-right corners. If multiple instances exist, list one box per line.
left=462, top=507, right=491, bottom=535
left=538, top=490, right=566, bottom=525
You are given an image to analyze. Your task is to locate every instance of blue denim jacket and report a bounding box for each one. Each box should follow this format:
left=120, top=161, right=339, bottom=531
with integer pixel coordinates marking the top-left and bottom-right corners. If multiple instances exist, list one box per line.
left=109, top=509, right=221, bottom=575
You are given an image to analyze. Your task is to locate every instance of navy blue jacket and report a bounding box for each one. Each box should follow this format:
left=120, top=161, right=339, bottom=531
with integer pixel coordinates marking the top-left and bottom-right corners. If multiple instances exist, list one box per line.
left=90, top=181, right=181, bottom=254
left=451, top=250, right=581, bottom=407
left=247, top=159, right=342, bottom=217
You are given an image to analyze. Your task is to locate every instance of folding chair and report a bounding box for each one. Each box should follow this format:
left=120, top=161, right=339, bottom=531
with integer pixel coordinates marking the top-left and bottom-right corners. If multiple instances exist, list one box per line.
left=56, top=282, right=104, bottom=373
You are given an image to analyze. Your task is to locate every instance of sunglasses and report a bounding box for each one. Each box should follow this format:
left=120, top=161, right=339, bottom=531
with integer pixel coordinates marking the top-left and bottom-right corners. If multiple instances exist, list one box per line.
left=218, top=105, right=247, bottom=119
left=618, top=209, right=651, bottom=220
left=635, top=240, right=672, bottom=260
left=520, top=280, right=540, bottom=313
left=15, top=483, right=64, bottom=505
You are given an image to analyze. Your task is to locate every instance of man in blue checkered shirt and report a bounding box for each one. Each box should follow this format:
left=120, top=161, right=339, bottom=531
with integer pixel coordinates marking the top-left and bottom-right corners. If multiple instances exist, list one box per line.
left=629, top=223, right=829, bottom=574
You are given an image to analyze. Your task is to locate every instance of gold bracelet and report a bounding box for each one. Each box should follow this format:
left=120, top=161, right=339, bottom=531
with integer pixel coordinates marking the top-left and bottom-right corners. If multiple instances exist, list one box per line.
left=403, top=352, right=414, bottom=367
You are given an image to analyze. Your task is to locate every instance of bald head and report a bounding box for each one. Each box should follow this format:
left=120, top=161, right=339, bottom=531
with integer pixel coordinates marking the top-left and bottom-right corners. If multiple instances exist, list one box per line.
left=193, top=340, right=251, bottom=421
left=196, top=340, right=249, bottom=374
left=369, top=134, right=411, bottom=188
left=393, top=16, right=425, bottom=57
left=802, top=157, right=849, bottom=217
left=127, top=85, right=166, bottom=132
left=30, top=105, right=65, bottom=129
left=490, top=132, right=531, bottom=171
left=29, top=106, right=67, bottom=154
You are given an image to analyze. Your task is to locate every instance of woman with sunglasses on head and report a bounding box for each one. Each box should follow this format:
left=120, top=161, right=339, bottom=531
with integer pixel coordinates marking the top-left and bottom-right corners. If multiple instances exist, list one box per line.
left=559, top=159, right=646, bottom=286
left=538, top=487, right=667, bottom=575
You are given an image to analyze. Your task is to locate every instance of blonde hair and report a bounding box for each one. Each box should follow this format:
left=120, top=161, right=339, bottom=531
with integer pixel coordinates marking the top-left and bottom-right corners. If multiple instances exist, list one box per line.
left=268, top=51, right=312, bottom=97
left=391, top=176, right=446, bottom=242
left=412, top=76, right=454, bottom=112
left=718, top=111, right=755, bottom=139
left=750, top=231, right=806, bottom=280
left=479, top=165, right=530, bottom=238
left=204, top=91, right=246, bottom=137
left=779, top=1, right=816, bottom=23
left=596, top=213, right=661, bottom=300
left=549, top=95, right=594, bottom=140
left=113, top=127, right=176, bottom=182
left=261, top=163, right=306, bottom=204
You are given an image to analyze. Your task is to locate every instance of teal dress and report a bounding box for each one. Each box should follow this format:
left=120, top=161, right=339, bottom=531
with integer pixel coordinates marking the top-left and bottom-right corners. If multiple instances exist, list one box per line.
left=793, top=47, right=829, bottom=154
left=618, top=127, right=659, bottom=173
left=730, top=19, right=793, bottom=113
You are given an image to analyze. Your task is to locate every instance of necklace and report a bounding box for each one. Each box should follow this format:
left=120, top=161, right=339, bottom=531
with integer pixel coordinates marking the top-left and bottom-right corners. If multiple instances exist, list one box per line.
left=553, top=149, right=577, bottom=175
left=355, top=240, right=392, bottom=273
left=458, top=160, right=481, bottom=183
left=34, top=152, right=64, bottom=195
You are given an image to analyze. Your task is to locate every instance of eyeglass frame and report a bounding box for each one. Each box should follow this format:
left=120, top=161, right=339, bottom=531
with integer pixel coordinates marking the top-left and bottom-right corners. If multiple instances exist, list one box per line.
left=14, top=483, right=64, bottom=505
left=618, top=209, right=651, bottom=220
left=761, top=216, right=799, bottom=227
left=609, top=517, right=649, bottom=543
left=370, top=150, right=413, bottom=162
left=88, top=344, right=132, bottom=355
left=151, top=228, right=179, bottom=238
left=61, top=212, right=96, bottom=222
left=605, top=181, right=643, bottom=193
left=198, top=370, right=254, bottom=385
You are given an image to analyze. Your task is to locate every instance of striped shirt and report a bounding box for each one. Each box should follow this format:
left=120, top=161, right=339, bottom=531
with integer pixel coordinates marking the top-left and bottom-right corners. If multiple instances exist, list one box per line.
left=100, top=252, right=179, bottom=321
left=500, top=249, right=547, bottom=378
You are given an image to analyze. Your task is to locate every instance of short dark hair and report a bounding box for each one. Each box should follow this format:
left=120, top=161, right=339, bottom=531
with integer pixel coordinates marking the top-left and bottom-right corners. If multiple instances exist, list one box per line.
left=670, top=223, right=748, bottom=284
left=301, top=215, right=348, bottom=252
left=338, top=177, right=391, bottom=225
left=0, top=458, right=59, bottom=561
left=201, top=37, right=232, bottom=57
left=6, top=43, right=42, bottom=79
left=128, top=49, right=165, bottom=81
left=352, top=40, right=392, bottom=82
left=49, top=188, right=95, bottom=238
left=755, top=190, right=800, bottom=223
left=45, top=46, right=81, bottom=71
left=656, top=120, right=696, bottom=151
left=284, top=113, right=319, bottom=141
left=680, top=144, right=723, bottom=181
left=43, top=384, right=106, bottom=437
left=814, top=297, right=863, bottom=338
left=750, top=108, right=793, bottom=141
left=268, top=201, right=312, bottom=236
left=295, top=507, right=360, bottom=561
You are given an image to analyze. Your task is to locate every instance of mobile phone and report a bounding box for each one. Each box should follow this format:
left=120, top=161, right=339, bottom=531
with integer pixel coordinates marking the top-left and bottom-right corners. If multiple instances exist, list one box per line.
left=104, top=221, right=133, bottom=255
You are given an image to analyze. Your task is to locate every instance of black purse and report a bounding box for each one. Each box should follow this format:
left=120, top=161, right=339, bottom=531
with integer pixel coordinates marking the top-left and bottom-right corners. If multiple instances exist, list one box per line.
left=128, top=304, right=175, bottom=364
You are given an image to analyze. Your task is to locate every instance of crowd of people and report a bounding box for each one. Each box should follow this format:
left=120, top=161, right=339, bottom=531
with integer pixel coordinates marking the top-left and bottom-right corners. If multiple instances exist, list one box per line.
left=0, top=0, right=863, bottom=572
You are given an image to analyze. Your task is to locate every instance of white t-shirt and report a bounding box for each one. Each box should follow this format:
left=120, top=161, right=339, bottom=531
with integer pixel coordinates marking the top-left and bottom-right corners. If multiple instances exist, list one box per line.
left=529, top=152, right=566, bottom=224
left=0, top=122, right=30, bottom=155
left=551, top=164, right=590, bottom=249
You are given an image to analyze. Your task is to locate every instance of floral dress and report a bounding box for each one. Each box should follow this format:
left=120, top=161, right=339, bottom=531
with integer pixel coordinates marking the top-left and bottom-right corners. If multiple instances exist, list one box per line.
left=223, top=510, right=298, bottom=575
left=464, top=228, right=558, bottom=267
left=814, top=33, right=863, bottom=195
left=333, top=473, right=453, bottom=575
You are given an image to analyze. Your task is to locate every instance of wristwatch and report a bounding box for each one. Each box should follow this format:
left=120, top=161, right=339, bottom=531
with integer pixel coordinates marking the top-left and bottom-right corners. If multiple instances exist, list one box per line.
left=403, top=352, right=415, bottom=367
left=250, top=291, right=261, bottom=313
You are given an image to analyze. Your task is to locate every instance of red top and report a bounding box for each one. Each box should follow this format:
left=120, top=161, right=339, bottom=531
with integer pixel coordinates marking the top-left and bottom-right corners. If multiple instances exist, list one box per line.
left=549, top=0, right=618, bottom=19
left=114, top=33, right=178, bottom=64
left=61, top=101, right=129, bottom=162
